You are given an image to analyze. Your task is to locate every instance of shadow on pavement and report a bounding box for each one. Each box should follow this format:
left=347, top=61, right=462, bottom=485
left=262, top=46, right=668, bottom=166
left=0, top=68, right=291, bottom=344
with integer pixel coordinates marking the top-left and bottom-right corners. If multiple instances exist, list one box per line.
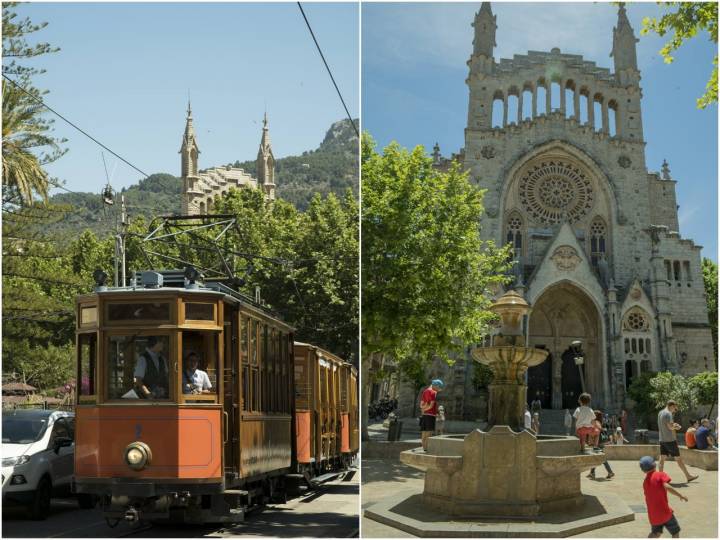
left=386, top=493, right=610, bottom=525
left=219, top=511, right=358, bottom=538
left=361, top=459, right=424, bottom=484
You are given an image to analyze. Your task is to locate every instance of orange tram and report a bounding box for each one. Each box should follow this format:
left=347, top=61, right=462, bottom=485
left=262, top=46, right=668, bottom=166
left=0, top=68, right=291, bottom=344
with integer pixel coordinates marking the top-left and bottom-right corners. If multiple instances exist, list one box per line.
left=72, top=269, right=358, bottom=524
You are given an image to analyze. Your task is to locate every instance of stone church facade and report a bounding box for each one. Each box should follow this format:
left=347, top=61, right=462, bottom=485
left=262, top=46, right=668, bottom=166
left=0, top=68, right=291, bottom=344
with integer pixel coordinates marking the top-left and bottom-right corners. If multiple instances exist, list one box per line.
left=404, top=3, right=714, bottom=418
left=179, top=104, right=276, bottom=214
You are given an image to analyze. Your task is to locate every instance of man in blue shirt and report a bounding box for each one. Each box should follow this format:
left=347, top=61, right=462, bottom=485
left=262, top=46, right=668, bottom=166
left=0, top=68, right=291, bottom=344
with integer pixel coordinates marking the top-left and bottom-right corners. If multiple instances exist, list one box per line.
left=694, top=419, right=717, bottom=450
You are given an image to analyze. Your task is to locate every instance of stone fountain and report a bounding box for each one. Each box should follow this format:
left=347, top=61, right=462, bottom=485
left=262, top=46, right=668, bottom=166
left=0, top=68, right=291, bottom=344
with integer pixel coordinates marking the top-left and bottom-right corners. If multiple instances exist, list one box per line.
left=364, top=291, right=634, bottom=536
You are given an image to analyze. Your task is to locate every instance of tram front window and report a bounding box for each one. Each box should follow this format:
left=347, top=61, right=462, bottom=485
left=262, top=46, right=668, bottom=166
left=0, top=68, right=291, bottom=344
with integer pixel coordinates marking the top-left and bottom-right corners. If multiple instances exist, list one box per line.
left=107, top=335, right=170, bottom=400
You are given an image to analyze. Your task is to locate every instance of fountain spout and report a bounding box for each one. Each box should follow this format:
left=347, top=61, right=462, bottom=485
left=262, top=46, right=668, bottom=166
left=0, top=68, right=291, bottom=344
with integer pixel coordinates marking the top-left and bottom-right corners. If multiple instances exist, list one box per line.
left=470, top=290, right=549, bottom=430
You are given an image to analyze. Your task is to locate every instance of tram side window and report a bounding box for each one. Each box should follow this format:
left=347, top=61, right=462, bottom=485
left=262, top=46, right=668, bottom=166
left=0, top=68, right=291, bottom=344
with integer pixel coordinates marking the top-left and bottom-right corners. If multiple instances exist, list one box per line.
left=78, top=333, right=97, bottom=398
left=270, top=328, right=277, bottom=413
left=261, top=324, right=268, bottom=411
left=281, top=334, right=289, bottom=413
left=108, top=335, right=170, bottom=400
left=241, top=315, right=249, bottom=411
left=181, top=331, right=218, bottom=397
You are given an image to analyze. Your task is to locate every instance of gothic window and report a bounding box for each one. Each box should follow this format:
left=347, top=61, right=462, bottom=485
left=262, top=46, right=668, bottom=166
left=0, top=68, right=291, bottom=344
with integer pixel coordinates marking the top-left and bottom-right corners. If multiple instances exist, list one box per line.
left=507, top=91, right=519, bottom=125
left=665, top=260, right=672, bottom=281
left=506, top=214, right=523, bottom=258
left=522, top=88, right=533, bottom=120
left=673, top=260, right=681, bottom=281
left=564, top=81, right=575, bottom=119
left=579, top=91, right=589, bottom=124
left=589, top=217, right=607, bottom=267
left=593, top=95, right=603, bottom=132
left=492, top=91, right=504, bottom=128
left=640, top=360, right=651, bottom=373
left=683, top=261, right=691, bottom=282
left=608, top=100, right=619, bottom=137
left=550, top=81, right=561, bottom=111
left=536, top=84, right=547, bottom=115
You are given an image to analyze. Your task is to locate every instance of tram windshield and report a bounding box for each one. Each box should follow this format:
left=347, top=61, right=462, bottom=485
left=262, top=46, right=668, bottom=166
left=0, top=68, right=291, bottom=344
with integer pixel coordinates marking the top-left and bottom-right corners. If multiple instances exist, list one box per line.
left=107, top=335, right=171, bottom=400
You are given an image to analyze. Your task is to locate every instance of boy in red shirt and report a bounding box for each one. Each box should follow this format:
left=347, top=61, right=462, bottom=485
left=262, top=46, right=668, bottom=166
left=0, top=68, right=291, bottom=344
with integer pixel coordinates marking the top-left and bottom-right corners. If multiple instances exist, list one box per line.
left=419, top=379, right=444, bottom=451
left=639, top=456, right=688, bottom=538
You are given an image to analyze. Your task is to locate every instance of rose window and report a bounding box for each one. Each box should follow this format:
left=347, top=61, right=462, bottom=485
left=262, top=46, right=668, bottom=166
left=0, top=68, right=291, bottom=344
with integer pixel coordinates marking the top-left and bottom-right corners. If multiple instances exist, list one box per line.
left=624, top=309, right=649, bottom=332
left=518, top=160, right=595, bottom=224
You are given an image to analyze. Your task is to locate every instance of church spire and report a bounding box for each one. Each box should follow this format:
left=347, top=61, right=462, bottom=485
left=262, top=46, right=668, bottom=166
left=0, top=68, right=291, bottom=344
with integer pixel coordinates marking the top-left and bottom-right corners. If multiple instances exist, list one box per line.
left=472, top=2, right=497, bottom=58
left=179, top=101, right=200, bottom=179
left=256, top=112, right=276, bottom=200
left=611, top=3, right=639, bottom=74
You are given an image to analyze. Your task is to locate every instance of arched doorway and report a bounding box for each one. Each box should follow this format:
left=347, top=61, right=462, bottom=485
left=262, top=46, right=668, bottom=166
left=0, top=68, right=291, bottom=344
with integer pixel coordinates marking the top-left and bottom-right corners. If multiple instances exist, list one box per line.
left=528, top=282, right=604, bottom=409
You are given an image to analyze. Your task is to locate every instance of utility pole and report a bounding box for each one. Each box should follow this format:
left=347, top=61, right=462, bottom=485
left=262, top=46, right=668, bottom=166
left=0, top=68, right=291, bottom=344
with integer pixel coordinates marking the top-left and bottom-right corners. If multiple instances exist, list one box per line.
left=120, top=195, right=127, bottom=287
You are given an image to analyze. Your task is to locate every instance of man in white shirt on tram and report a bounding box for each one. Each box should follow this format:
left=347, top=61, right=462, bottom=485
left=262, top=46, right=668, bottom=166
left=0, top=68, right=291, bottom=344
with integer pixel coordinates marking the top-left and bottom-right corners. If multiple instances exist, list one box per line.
left=183, top=352, right=212, bottom=394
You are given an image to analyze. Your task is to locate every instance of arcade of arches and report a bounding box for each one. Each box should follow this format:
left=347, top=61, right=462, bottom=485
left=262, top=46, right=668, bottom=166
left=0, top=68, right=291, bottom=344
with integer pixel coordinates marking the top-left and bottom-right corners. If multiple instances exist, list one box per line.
left=527, top=282, right=605, bottom=410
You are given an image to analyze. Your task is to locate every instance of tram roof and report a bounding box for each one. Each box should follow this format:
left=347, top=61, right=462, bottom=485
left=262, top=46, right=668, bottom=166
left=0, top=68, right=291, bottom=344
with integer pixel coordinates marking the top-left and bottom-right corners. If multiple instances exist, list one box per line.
left=86, top=269, right=285, bottom=322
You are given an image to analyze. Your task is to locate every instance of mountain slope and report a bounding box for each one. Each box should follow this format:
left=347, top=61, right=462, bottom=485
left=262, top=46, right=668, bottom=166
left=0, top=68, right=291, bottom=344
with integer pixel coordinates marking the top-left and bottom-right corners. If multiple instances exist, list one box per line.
left=49, top=119, right=358, bottom=238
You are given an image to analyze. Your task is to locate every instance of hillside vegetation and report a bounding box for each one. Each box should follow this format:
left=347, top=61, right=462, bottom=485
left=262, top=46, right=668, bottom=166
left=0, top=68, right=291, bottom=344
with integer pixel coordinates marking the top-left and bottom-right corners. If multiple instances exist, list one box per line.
left=50, top=118, right=358, bottom=237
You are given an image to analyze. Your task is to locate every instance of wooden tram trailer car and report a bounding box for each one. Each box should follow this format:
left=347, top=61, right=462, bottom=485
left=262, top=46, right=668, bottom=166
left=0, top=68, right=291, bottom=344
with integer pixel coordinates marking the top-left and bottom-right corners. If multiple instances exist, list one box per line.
left=293, top=343, right=359, bottom=481
left=72, top=269, right=354, bottom=524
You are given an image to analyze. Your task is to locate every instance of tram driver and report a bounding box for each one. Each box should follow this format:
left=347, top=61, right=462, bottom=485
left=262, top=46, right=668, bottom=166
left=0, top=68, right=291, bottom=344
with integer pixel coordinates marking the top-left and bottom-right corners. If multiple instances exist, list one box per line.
left=133, top=336, right=169, bottom=399
left=182, top=352, right=212, bottom=394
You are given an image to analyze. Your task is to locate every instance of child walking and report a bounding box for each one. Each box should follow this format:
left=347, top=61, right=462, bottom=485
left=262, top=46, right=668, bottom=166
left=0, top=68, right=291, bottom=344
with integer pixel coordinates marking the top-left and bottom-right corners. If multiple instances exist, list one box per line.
left=573, top=393, right=595, bottom=454
left=640, top=456, right=687, bottom=538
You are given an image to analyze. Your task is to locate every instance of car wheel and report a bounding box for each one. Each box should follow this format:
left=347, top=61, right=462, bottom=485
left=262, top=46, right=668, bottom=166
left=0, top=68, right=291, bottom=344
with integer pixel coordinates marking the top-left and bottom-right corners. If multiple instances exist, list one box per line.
left=30, top=477, right=52, bottom=520
left=77, top=494, right=97, bottom=509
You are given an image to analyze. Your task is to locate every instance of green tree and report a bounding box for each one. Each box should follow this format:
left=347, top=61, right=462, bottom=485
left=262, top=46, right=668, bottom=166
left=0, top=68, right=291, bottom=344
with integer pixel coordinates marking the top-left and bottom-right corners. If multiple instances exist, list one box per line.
left=361, top=134, right=510, bottom=437
left=2, top=2, right=66, bottom=205
left=361, top=134, right=510, bottom=370
left=690, top=371, right=718, bottom=417
left=641, top=2, right=718, bottom=109
left=702, top=257, right=718, bottom=361
left=649, top=372, right=697, bottom=412
left=626, top=371, right=658, bottom=427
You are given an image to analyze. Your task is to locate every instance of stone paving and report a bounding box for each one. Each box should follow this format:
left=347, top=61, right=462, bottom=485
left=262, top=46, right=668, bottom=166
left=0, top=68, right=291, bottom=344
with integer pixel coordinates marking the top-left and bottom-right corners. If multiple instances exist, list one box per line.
left=361, top=458, right=717, bottom=538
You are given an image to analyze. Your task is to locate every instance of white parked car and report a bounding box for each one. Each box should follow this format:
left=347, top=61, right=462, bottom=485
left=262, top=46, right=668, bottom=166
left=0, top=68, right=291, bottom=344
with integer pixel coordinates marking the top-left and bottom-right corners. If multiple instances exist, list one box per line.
left=2, top=408, right=92, bottom=519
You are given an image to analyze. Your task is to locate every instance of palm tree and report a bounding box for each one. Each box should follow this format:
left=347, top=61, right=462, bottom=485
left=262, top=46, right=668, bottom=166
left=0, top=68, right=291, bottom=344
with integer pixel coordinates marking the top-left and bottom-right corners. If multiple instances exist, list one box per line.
left=1, top=81, right=56, bottom=205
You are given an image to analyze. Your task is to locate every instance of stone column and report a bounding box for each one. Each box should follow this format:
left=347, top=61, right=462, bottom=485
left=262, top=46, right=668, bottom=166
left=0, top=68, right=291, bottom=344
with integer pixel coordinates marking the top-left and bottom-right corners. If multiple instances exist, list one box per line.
left=574, top=90, right=580, bottom=120
left=601, top=100, right=609, bottom=134
left=545, top=84, right=551, bottom=115
left=518, top=92, right=524, bottom=123
left=503, top=97, right=508, bottom=127
left=532, top=87, right=537, bottom=118
left=560, top=82, right=566, bottom=115
left=588, top=93, right=595, bottom=129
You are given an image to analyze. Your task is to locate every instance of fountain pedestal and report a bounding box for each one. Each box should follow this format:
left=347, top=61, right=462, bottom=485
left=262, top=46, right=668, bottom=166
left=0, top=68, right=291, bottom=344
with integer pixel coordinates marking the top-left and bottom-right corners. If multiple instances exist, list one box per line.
left=402, top=427, right=606, bottom=518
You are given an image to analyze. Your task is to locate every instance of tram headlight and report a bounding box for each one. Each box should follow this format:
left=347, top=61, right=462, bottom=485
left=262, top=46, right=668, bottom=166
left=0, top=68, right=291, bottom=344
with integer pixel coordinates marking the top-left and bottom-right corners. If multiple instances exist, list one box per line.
left=124, top=442, right=151, bottom=471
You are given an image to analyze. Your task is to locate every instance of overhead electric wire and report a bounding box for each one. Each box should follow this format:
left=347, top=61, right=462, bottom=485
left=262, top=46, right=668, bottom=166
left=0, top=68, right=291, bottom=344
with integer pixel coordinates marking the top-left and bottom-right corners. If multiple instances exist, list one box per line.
left=2, top=74, right=151, bottom=179
left=296, top=2, right=358, bottom=137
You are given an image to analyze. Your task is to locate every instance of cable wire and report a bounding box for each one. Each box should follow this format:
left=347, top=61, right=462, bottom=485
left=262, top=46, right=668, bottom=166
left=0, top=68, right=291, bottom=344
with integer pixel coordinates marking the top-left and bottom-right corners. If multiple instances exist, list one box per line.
left=296, top=2, right=358, bottom=137
left=2, top=74, right=151, bottom=179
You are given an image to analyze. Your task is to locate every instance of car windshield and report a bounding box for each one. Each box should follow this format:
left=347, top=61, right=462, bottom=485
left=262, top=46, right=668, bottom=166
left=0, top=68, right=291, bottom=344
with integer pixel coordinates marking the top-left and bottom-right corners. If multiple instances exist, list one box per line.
left=1, top=415, right=49, bottom=444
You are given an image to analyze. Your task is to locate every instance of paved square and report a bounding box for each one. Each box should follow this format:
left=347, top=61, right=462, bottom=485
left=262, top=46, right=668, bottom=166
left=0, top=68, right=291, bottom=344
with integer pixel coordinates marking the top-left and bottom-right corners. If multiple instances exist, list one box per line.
left=361, top=458, right=717, bottom=538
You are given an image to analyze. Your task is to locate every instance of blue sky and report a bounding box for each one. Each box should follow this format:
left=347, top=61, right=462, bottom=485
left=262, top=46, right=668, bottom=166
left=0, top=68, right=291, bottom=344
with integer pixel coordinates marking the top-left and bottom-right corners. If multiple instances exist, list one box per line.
left=363, top=2, right=718, bottom=262
left=12, top=2, right=358, bottom=193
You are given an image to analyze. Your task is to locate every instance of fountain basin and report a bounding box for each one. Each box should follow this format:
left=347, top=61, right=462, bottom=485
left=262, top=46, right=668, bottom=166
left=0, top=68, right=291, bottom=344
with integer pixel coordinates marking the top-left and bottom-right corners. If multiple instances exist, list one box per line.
left=399, top=426, right=606, bottom=518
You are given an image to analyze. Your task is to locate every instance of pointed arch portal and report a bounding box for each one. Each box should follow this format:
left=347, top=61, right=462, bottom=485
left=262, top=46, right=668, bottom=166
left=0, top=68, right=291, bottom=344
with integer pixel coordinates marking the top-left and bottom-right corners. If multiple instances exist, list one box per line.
left=527, top=282, right=603, bottom=409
